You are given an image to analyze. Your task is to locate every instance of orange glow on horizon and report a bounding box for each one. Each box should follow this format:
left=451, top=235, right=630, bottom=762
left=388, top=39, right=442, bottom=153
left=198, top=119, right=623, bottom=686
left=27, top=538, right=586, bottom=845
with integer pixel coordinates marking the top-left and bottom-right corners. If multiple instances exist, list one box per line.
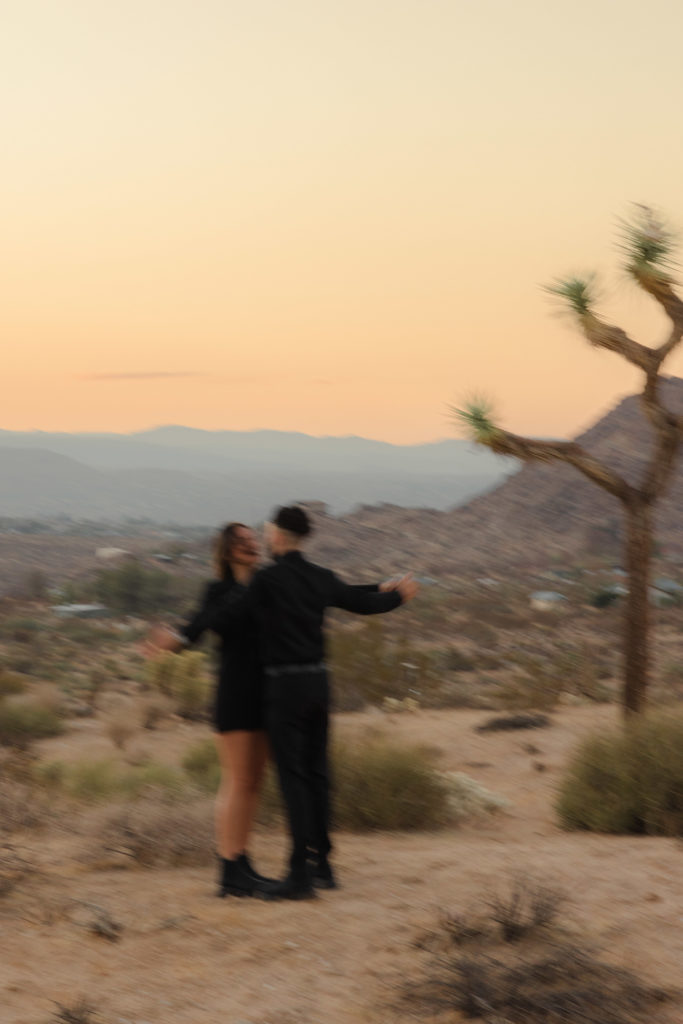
left=4, top=1, right=683, bottom=445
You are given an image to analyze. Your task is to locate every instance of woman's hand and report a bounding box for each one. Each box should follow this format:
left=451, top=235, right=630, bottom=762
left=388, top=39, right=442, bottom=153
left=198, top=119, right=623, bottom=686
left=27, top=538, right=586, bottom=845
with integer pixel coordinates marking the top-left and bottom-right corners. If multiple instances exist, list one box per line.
left=141, top=624, right=184, bottom=658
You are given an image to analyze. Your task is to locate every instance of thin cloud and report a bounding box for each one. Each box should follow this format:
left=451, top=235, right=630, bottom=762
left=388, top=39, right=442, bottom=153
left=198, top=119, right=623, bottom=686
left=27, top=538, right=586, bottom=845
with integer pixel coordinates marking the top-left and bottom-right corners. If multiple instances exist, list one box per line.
left=82, top=372, right=205, bottom=381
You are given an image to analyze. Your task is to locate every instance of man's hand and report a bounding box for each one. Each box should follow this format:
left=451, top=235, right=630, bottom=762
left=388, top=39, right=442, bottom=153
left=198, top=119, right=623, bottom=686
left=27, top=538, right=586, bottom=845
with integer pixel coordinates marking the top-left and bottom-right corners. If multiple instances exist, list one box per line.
left=394, top=574, right=419, bottom=603
left=379, top=578, right=399, bottom=592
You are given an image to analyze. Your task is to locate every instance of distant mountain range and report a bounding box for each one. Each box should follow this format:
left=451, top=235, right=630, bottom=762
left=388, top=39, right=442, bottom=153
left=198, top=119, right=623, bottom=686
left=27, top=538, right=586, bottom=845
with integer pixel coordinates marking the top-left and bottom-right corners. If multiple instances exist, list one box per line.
left=0, top=427, right=512, bottom=523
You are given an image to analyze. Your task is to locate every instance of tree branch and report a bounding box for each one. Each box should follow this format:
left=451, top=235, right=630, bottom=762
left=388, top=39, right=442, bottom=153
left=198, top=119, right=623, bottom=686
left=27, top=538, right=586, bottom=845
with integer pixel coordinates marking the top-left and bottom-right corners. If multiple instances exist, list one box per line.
left=480, top=427, right=632, bottom=502
left=578, top=313, right=655, bottom=373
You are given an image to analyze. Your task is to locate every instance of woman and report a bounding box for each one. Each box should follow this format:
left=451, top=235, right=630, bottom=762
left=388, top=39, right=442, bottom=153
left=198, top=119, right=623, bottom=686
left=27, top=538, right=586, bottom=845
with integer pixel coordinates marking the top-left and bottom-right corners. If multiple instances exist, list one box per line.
left=146, top=522, right=270, bottom=897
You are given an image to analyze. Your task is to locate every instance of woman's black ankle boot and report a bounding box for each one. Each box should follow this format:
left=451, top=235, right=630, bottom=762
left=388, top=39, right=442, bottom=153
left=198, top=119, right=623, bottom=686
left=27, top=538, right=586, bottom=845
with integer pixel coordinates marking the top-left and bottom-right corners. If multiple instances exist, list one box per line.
left=217, top=856, right=256, bottom=898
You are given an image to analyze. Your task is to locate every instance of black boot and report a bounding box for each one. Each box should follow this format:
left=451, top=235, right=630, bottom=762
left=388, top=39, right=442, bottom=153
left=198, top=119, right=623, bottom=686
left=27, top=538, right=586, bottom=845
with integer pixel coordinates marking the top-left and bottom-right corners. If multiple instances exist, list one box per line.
left=217, top=856, right=261, bottom=898
left=236, top=853, right=275, bottom=886
left=258, top=864, right=317, bottom=901
left=306, top=850, right=338, bottom=889
left=311, top=857, right=338, bottom=890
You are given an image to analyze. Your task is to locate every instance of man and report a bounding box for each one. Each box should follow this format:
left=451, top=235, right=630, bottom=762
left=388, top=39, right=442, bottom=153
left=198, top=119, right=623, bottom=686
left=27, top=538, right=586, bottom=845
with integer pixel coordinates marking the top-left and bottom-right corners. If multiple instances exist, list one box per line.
left=212, top=505, right=418, bottom=899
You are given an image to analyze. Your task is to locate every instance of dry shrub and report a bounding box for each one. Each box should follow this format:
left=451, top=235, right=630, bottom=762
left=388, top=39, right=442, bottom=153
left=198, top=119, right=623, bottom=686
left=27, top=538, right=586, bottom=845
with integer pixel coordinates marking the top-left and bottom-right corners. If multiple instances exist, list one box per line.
left=104, top=711, right=137, bottom=751
left=0, top=841, right=35, bottom=898
left=414, top=876, right=671, bottom=1024
left=97, top=792, right=215, bottom=866
left=0, top=775, right=52, bottom=833
left=458, top=594, right=532, bottom=631
left=328, top=620, right=433, bottom=710
left=140, top=694, right=171, bottom=730
left=37, top=757, right=185, bottom=802
left=183, top=730, right=451, bottom=830
left=446, top=946, right=669, bottom=1023
left=0, top=669, right=27, bottom=697
left=182, top=737, right=220, bottom=791
left=557, top=709, right=683, bottom=835
left=333, top=732, right=451, bottom=831
left=486, top=875, right=566, bottom=942
left=50, top=999, right=102, bottom=1024
left=145, top=651, right=211, bottom=720
left=442, top=874, right=564, bottom=948
left=497, top=645, right=611, bottom=712
left=0, top=699, right=64, bottom=749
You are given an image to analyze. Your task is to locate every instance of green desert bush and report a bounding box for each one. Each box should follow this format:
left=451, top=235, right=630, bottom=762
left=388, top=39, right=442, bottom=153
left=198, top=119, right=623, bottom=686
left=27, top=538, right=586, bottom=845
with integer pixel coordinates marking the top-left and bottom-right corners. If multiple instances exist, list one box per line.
left=557, top=710, right=683, bottom=835
left=182, top=738, right=220, bottom=792
left=37, top=758, right=185, bottom=802
left=333, top=733, right=451, bottom=831
left=0, top=669, right=27, bottom=697
left=0, top=699, right=64, bottom=749
left=499, top=645, right=609, bottom=711
left=182, top=731, right=451, bottom=830
left=145, top=650, right=211, bottom=720
left=329, top=620, right=433, bottom=710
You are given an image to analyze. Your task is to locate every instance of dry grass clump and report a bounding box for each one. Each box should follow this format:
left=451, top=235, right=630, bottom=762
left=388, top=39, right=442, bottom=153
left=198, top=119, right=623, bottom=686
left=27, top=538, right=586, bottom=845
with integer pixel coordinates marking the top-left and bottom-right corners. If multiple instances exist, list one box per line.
left=557, top=709, right=683, bottom=835
left=0, top=668, right=27, bottom=697
left=498, top=647, right=610, bottom=711
left=442, top=875, right=565, bottom=948
left=104, top=710, right=138, bottom=750
left=447, top=945, right=669, bottom=1023
left=50, top=998, right=102, bottom=1024
left=486, top=875, right=566, bottom=942
left=333, top=732, right=451, bottom=831
left=145, top=650, right=211, bottom=720
left=415, top=876, right=671, bottom=1024
left=140, top=694, right=172, bottom=730
left=96, top=792, right=215, bottom=867
left=0, top=841, right=35, bottom=898
left=0, top=774, right=52, bottom=833
left=0, top=698, right=64, bottom=749
left=181, top=737, right=220, bottom=791
left=36, top=757, right=185, bottom=802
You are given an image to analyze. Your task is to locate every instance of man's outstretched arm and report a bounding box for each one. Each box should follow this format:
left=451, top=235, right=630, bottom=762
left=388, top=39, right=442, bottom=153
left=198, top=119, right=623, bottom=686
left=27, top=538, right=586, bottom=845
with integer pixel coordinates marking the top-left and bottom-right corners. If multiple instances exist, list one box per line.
left=330, top=574, right=418, bottom=614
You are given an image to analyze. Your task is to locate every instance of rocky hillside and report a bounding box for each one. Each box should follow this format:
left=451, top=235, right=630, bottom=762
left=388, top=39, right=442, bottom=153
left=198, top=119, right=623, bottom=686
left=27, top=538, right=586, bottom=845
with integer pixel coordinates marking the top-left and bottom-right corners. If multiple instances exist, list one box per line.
left=307, top=378, right=683, bottom=576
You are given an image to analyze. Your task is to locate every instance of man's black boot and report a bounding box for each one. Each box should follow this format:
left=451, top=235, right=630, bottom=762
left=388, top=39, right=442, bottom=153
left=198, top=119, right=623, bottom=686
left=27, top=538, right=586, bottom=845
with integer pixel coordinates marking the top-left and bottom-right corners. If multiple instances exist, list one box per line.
left=258, top=866, right=317, bottom=901
left=311, top=857, right=337, bottom=890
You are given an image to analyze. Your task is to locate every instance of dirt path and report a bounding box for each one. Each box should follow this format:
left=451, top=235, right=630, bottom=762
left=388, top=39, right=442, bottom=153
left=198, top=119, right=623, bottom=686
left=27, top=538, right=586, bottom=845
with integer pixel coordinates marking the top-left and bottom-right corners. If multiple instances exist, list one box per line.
left=2, top=706, right=682, bottom=1023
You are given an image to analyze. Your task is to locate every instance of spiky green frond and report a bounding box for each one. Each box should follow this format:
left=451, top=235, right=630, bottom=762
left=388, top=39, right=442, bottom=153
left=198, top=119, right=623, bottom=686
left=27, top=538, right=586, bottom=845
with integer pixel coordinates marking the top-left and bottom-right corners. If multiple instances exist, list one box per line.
left=452, top=396, right=499, bottom=444
left=620, top=204, right=676, bottom=279
left=545, top=274, right=596, bottom=317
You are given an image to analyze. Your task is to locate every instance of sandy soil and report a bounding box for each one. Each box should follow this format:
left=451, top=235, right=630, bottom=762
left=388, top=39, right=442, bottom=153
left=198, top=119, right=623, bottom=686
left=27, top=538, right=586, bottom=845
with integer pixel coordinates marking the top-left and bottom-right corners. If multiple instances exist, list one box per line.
left=2, top=705, right=683, bottom=1024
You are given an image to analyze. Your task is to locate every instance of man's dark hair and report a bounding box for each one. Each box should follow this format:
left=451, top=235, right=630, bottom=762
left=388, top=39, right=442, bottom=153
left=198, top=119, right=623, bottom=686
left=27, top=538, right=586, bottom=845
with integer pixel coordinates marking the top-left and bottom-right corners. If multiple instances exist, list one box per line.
left=273, top=505, right=312, bottom=537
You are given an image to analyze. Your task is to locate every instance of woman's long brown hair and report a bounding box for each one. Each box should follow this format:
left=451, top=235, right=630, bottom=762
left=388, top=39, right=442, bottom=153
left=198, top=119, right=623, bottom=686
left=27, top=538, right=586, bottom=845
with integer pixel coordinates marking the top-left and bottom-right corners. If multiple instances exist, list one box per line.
left=213, top=522, right=249, bottom=581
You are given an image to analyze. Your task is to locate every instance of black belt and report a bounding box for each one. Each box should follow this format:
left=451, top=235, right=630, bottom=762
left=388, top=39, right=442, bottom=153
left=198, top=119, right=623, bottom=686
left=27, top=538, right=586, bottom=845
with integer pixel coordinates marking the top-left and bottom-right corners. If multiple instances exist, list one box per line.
left=264, top=661, right=326, bottom=678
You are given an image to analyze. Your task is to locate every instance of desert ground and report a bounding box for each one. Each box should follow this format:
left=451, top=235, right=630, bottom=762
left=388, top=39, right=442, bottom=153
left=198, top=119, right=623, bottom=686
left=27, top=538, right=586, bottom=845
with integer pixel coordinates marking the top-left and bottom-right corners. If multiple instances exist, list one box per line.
left=2, top=703, right=683, bottom=1024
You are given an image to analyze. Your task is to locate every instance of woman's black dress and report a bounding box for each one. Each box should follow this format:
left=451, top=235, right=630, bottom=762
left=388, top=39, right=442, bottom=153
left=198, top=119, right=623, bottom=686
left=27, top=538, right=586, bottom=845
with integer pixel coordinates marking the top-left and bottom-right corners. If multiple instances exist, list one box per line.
left=180, top=572, right=263, bottom=732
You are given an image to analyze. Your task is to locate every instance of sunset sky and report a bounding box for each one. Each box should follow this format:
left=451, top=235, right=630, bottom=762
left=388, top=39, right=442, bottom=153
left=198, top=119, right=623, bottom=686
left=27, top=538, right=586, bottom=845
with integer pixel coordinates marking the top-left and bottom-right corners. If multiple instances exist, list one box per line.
left=4, top=0, right=683, bottom=444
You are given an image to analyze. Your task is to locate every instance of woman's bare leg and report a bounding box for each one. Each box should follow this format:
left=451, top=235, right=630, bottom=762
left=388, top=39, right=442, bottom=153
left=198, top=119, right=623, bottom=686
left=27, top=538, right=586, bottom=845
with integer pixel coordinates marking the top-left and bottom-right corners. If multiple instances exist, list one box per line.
left=214, top=730, right=269, bottom=859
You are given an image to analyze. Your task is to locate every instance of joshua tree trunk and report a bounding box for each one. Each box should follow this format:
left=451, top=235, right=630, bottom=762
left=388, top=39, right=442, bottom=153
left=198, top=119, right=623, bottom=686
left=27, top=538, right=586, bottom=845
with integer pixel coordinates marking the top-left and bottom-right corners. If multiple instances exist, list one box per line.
left=458, top=207, right=683, bottom=714
left=622, top=498, right=652, bottom=715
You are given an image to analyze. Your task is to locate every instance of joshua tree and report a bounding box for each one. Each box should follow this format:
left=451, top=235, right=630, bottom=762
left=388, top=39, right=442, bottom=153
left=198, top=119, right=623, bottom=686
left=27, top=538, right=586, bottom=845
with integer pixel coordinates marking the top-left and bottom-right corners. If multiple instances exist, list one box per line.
left=458, top=206, right=683, bottom=715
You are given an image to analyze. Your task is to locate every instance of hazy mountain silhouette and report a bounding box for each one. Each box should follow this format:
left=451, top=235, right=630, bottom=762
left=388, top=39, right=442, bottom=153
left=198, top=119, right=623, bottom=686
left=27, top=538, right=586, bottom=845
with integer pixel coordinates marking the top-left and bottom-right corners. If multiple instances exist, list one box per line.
left=0, top=428, right=511, bottom=523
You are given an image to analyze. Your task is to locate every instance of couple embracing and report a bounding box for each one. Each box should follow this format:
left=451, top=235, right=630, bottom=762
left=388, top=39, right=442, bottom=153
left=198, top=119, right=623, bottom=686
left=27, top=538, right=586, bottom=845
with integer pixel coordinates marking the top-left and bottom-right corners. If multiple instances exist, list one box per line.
left=150, top=505, right=417, bottom=901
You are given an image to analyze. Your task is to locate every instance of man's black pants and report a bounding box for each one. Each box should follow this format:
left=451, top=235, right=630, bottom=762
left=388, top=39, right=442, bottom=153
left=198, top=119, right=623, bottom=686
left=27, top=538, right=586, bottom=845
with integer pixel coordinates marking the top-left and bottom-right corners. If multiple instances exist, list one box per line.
left=265, top=669, right=332, bottom=880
